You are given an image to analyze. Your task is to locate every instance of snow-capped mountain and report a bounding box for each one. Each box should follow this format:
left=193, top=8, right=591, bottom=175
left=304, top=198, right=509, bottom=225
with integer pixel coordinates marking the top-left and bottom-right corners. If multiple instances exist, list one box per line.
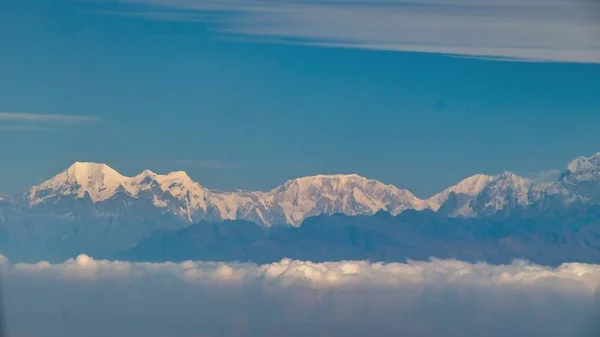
left=22, top=162, right=426, bottom=227
left=553, top=153, right=600, bottom=204
left=469, top=171, right=535, bottom=216
left=433, top=153, right=600, bottom=217
left=27, top=162, right=209, bottom=213
left=264, top=174, right=428, bottom=225
left=25, top=162, right=221, bottom=226
left=18, top=152, right=600, bottom=226
left=427, top=174, right=495, bottom=211
left=434, top=171, right=535, bottom=217
left=3, top=152, right=600, bottom=261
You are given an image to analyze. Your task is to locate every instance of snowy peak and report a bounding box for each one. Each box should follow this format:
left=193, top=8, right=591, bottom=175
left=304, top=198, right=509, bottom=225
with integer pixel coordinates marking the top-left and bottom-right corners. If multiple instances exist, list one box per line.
left=566, top=153, right=600, bottom=174
left=493, top=171, right=532, bottom=189
left=136, top=169, right=157, bottom=179
left=268, top=174, right=426, bottom=225
left=427, top=174, right=495, bottom=211
left=64, top=162, right=126, bottom=190
left=475, top=171, right=533, bottom=212
left=66, top=162, right=121, bottom=179
left=551, top=153, right=600, bottom=204
left=275, top=174, right=381, bottom=195
left=432, top=171, right=534, bottom=217
left=27, top=163, right=208, bottom=211
left=562, top=152, right=600, bottom=184
left=135, top=170, right=198, bottom=195
left=29, top=162, right=128, bottom=204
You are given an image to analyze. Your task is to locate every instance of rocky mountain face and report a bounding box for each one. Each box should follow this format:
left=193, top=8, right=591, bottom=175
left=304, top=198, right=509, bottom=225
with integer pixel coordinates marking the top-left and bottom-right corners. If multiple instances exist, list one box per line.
left=2, top=152, right=600, bottom=261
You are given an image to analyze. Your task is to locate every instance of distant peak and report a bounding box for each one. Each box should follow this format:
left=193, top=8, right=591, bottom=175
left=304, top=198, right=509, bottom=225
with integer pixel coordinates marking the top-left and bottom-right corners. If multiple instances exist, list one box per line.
left=485, top=172, right=532, bottom=195
left=567, top=153, right=600, bottom=173
left=426, top=173, right=495, bottom=210
left=141, top=169, right=157, bottom=176
left=290, top=173, right=365, bottom=182
left=280, top=174, right=371, bottom=188
left=321, top=173, right=362, bottom=179
left=67, top=161, right=111, bottom=171
left=495, top=171, right=530, bottom=182
left=63, top=162, right=123, bottom=182
left=165, top=170, right=192, bottom=180
left=71, top=161, right=100, bottom=166
left=27, top=162, right=128, bottom=204
left=453, top=174, right=495, bottom=187
left=131, top=169, right=158, bottom=183
left=498, top=171, right=516, bottom=177
left=471, top=173, right=494, bottom=179
left=28, top=163, right=207, bottom=206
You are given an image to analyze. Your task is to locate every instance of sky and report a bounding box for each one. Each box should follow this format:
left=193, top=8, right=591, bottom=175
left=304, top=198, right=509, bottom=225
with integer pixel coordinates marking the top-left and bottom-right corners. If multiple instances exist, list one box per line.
left=1, top=0, right=600, bottom=198
left=2, top=254, right=600, bottom=337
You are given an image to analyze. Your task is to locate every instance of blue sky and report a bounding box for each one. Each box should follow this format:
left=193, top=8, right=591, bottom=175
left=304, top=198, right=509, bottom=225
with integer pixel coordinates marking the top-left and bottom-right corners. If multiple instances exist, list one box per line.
left=1, top=0, right=599, bottom=197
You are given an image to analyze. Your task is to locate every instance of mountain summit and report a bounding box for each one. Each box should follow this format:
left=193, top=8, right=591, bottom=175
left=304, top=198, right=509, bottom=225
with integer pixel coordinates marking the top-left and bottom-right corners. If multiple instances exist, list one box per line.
left=264, top=174, right=427, bottom=224
left=28, top=162, right=127, bottom=204
left=27, top=162, right=210, bottom=220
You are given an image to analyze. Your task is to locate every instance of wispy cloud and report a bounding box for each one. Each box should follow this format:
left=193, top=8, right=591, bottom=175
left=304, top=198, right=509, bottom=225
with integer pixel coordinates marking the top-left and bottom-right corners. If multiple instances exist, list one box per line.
left=0, top=125, right=51, bottom=132
left=525, top=169, right=562, bottom=184
left=0, top=112, right=100, bottom=124
left=99, top=0, right=600, bottom=63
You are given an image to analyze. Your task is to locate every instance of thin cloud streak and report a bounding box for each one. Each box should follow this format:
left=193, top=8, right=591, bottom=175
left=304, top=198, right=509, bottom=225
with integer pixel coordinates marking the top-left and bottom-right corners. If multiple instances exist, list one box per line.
left=0, top=112, right=100, bottom=124
left=106, top=0, right=600, bottom=63
left=525, top=169, right=562, bottom=184
left=0, top=125, right=52, bottom=132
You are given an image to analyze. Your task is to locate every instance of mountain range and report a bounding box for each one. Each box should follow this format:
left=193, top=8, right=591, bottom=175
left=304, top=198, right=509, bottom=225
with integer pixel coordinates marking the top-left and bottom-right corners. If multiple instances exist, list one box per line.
left=1, top=152, right=600, bottom=262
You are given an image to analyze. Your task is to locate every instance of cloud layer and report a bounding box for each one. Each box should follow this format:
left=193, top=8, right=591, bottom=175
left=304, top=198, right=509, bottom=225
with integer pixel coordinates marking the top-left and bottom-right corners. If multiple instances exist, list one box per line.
left=108, top=0, right=600, bottom=63
left=4, top=255, right=600, bottom=337
left=6, top=254, right=600, bottom=291
left=0, top=112, right=100, bottom=132
left=0, top=112, right=99, bottom=124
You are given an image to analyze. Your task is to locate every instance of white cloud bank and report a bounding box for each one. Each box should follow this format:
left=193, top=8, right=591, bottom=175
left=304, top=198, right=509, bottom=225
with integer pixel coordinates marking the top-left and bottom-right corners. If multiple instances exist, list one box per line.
left=4, top=255, right=600, bottom=337
left=108, top=0, right=600, bottom=63
left=6, top=254, right=600, bottom=292
left=0, top=112, right=100, bottom=124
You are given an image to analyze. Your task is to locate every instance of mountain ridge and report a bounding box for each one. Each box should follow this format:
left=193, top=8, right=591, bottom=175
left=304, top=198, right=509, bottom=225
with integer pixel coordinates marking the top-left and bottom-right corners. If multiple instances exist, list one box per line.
left=9, top=151, right=600, bottom=226
left=19, top=162, right=429, bottom=226
left=2, top=152, right=600, bottom=261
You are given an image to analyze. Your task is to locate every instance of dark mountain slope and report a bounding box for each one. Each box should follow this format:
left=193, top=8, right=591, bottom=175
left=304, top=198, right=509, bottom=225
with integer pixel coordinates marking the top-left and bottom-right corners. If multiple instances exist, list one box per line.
left=119, top=207, right=600, bottom=266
